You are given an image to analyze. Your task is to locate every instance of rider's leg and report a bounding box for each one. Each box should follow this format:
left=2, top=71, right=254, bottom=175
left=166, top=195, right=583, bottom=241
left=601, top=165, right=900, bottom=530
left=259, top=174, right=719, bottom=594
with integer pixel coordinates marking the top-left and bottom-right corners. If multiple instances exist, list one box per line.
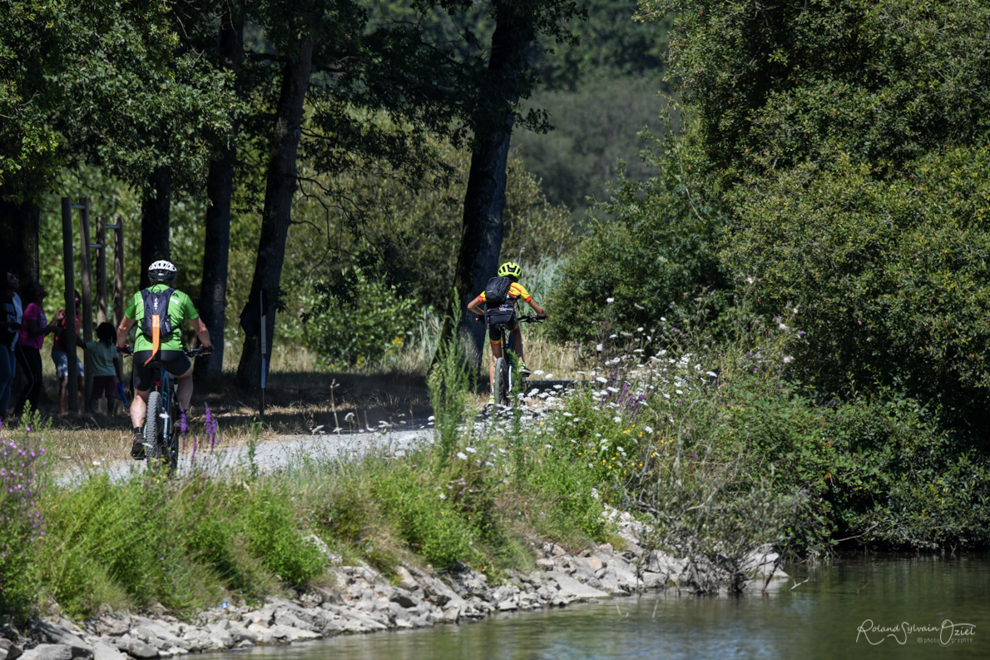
left=489, top=342, right=502, bottom=393
left=176, top=368, right=194, bottom=411
left=131, top=389, right=150, bottom=429
left=510, top=327, right=524, bottom=361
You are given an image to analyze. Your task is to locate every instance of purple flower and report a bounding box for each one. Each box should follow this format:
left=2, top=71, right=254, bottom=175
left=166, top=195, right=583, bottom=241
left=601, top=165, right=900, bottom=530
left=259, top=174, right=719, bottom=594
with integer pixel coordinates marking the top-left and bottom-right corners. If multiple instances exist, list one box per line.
left=180, top=409, right=188, bottom=437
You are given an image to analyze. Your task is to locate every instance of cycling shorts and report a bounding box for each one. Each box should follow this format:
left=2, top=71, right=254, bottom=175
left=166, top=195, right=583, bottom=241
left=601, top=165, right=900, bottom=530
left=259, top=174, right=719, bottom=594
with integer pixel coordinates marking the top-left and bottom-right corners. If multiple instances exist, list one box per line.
left=486, top=309, right=517, bottom=346
left=132, top=350, right=191, bottom=391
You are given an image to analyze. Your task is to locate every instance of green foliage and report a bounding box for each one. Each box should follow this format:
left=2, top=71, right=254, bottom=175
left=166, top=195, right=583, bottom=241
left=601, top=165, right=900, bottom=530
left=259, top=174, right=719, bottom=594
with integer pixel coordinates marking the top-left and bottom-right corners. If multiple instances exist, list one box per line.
left=302, top=265, right=418, bottom=368
left=244, top=484, right=325, bottom=585
left=428, top=300, right=472, bottom=464
left=291, top=142, right=575, bottom=315
left=722, top=149, right=990, bottom=430
left=38, top=473, right=224, bottom=616
left=546, top=126, right=727, bottom=344
left=0, top=421, right=46, bottom=621
left=370, top=462, right=477, bottom=569
left=0, top=0, right=235, bottom=196
left=535, top=0, right=669, bottom=90
left=641, top=0, right=990, bottom=181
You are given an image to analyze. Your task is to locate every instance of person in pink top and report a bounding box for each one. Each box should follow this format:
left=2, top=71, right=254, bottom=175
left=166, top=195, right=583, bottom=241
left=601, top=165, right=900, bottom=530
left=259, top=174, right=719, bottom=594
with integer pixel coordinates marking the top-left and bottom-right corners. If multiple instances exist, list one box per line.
left=15, top=283, right=63, bottom=417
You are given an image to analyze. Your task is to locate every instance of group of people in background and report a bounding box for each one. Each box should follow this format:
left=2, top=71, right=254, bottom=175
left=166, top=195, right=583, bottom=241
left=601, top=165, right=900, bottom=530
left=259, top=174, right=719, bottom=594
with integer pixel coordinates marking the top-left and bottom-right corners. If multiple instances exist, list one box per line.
left=1, top=268, right=123, bottom=423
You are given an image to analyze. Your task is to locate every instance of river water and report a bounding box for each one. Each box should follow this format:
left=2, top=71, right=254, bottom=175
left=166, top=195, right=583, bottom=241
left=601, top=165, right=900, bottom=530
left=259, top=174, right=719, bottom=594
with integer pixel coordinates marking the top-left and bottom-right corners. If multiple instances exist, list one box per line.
left=209, top=554, right=988, bottom=659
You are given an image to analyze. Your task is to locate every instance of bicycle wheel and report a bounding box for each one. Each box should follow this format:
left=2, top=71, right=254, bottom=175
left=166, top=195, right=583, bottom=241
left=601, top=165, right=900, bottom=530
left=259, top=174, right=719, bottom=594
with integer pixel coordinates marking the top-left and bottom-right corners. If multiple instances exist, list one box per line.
left=495, top=357, right=511, bottom=407
left=144, top=391, right=165, bottom=467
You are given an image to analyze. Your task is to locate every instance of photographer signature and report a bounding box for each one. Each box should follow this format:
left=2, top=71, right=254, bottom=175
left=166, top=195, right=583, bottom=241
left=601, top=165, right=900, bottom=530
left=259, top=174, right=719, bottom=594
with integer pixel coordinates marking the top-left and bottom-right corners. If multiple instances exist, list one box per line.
left=856, top=619, right=976, bottom=646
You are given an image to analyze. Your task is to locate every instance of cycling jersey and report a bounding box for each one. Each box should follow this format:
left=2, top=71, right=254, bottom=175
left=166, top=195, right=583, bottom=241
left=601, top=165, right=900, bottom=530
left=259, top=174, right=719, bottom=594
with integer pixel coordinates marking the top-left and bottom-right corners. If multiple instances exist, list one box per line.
left=124, top=284, right=199, bottom=353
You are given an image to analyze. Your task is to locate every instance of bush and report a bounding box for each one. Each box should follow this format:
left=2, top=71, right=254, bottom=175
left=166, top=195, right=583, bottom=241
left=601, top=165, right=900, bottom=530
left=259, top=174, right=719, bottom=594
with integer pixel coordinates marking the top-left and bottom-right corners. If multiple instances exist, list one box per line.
left=722, top=149, right=990, bottom=434
left=546, top=128, right=728, bottom=345
left=302, top=265, right=418, bottom=368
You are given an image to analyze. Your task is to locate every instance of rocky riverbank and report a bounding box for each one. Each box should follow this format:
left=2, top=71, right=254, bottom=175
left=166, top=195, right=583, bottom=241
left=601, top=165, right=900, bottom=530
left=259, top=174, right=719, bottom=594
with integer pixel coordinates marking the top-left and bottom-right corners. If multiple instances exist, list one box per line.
left=1, top=509, right=787, bottom=660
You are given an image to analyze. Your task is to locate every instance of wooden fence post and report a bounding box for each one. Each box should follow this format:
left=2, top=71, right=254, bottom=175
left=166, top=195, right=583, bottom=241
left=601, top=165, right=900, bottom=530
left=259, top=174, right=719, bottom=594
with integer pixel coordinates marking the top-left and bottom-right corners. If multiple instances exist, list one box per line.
left=61, top=197, right=79, bottom=413
left=96, top=216, right=108, bottom=325
left=79, top=198, right=94, bottom=412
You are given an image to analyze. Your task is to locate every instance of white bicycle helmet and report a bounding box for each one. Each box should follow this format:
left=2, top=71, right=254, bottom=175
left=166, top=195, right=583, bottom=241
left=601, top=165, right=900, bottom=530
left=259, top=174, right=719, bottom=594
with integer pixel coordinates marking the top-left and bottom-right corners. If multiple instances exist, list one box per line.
left=148, top=259, right=177, bottom=283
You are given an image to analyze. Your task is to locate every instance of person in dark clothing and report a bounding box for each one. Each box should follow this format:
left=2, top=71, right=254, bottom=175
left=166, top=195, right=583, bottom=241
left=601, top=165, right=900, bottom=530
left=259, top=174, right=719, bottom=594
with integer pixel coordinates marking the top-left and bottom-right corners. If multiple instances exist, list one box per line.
left=1, top=270, right=24, bottom=421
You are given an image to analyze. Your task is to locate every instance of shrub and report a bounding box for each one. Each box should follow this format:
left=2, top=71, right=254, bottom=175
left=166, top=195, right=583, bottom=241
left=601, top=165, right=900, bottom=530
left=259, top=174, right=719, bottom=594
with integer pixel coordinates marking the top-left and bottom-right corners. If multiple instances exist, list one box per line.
left=302, top=264, right=418, bottom=368
left=546, top=128, right=728, bottom=344
left=722, top=149, right=990, bottom=434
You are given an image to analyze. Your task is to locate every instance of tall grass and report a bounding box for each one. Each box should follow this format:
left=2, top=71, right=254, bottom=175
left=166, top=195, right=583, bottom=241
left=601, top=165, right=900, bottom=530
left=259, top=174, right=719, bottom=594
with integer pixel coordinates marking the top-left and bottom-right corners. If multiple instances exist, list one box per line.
left=2, top=368, right=611, bottom=623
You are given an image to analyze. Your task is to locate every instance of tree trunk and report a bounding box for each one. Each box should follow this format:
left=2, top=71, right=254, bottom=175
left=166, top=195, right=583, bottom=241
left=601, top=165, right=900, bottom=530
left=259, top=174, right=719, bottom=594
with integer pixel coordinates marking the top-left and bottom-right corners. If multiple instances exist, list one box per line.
left=448, top=12, right=536, bottom=372
left=236, top=36, right=314, bottom=391
left=140, top=167, right=172, bottom=289
left=0, top=196, right=40, bottom=288
left=195, top=6, right=244, bottom=388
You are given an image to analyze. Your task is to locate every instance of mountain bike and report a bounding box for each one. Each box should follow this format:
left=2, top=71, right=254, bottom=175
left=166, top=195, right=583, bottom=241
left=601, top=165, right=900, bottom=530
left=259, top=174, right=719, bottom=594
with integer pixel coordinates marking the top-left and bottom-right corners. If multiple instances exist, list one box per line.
left=490, top=315, right=545, bottom=408
left=124, top=346, right=210, bottom=472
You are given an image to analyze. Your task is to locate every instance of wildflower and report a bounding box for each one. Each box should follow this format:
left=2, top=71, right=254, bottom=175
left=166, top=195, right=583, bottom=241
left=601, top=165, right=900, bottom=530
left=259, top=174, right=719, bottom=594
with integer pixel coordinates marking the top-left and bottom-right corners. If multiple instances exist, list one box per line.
left=465, top=447, right=477, bottom=453
left=457, top=452, right=468, bottom=460
left=606, top=297, right=615, bottom=304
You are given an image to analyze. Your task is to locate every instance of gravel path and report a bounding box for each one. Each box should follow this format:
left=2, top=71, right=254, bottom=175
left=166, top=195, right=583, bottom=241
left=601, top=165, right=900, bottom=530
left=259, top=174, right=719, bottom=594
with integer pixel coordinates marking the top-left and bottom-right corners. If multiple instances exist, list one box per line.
left=64, top=427, right=437, bottom=485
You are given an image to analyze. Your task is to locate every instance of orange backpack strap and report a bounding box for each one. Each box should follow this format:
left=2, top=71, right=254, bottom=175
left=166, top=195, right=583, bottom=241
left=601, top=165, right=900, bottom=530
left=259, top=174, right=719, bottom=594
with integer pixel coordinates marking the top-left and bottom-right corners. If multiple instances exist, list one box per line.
left=143, top=314, right=161, bottom=366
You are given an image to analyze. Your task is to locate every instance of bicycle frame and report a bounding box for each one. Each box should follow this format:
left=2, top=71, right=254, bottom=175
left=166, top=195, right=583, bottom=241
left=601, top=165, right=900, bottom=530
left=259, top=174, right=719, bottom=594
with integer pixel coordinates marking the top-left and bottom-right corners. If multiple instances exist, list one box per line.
left=489, top=314, right=542, bottom=407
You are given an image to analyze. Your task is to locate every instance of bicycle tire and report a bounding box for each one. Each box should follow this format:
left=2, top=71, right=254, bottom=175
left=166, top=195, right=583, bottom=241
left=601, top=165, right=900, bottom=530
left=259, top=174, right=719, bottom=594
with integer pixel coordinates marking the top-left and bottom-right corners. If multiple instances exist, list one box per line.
left=145, top=391, right=164, bottom=466
left=495, top=357, right=511, bottom=407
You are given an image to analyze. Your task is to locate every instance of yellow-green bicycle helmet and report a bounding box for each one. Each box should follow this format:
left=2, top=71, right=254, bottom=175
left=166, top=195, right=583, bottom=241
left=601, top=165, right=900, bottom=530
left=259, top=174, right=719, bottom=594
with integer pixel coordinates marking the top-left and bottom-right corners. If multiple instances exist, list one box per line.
left=498, top=261, right=522, bottom=279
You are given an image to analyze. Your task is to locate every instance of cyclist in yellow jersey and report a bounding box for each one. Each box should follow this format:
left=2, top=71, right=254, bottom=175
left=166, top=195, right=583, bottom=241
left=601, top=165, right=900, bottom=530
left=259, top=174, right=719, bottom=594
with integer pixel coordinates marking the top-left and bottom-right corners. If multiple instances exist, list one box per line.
left=467, top=261, right=546, bottom=404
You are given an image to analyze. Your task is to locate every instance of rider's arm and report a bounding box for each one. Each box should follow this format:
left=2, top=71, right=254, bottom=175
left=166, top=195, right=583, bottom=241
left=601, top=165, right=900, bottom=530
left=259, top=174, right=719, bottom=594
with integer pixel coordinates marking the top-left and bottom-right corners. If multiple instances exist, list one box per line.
left=190, top=317, right=212, bottom=348
left=467, top=295, right=485, bottom=317
left=528, top=299, right=547, bottom=318
left=117, top=316, right=136, bottom=350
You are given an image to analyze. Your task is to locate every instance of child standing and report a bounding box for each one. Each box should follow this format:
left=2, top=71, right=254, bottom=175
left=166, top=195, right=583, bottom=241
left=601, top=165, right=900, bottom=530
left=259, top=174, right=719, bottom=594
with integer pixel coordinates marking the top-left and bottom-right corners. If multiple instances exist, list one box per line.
left=86, top=322, right=124, bottom=415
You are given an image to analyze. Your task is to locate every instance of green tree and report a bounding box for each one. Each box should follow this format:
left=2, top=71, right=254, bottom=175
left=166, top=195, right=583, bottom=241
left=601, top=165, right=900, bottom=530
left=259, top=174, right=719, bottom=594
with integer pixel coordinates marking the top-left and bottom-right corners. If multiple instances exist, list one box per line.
left=449, top=0, right=585, bottom=371
left=0, top=0, right=234, bottom=283
left=636, top=0, right=990, bottom=433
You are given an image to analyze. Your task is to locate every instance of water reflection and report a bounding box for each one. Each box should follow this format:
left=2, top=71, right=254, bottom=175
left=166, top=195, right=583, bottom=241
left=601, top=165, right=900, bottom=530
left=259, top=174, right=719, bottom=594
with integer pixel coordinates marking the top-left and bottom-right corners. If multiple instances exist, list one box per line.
left=210, top=554, right=989, bottom=659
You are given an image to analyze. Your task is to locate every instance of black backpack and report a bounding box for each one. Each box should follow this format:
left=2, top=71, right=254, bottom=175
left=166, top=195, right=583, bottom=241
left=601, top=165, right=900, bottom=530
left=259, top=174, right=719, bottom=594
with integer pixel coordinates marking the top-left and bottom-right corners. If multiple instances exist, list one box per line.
left=484, top=276, right=512, bottom=307
left=139, top=287, right=174, bottom=340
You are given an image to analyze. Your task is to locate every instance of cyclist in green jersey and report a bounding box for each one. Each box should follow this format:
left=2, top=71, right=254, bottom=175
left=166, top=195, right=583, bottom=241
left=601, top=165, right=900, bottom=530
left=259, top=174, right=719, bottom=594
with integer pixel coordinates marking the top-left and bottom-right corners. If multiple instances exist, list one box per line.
left=116, top=260, right=212, bottom=458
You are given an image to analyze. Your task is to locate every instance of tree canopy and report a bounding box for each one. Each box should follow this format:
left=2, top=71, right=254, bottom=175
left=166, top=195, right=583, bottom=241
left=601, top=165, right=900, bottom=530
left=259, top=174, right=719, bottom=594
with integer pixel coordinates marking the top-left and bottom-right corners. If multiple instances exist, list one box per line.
left=0, top=0, right=234, bottom=197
